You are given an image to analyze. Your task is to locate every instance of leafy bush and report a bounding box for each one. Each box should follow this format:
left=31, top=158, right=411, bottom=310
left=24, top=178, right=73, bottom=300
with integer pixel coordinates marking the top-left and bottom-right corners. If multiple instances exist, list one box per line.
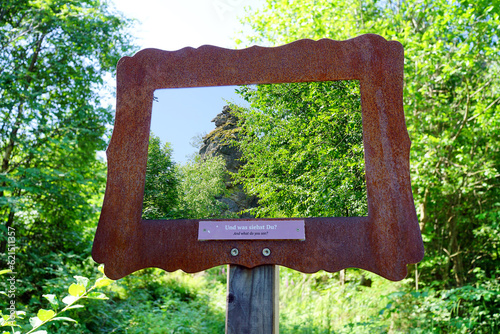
left=82, top=268, right=226, bottom=333
left=0, top=266, right=113, bottom=334
left=377, top=281, right=500, bottom=333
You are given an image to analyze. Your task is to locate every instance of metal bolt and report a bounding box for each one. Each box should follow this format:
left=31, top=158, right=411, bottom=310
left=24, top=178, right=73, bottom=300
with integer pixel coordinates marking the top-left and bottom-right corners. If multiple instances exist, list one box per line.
left=230, top=248, right=239, bottom=256
left=262, top=248, right=271, bottom=257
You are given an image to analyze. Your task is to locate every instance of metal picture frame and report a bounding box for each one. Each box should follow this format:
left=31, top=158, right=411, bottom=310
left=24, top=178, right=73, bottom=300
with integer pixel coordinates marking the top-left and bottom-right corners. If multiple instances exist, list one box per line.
left=92, top=34, right=424, bottom=280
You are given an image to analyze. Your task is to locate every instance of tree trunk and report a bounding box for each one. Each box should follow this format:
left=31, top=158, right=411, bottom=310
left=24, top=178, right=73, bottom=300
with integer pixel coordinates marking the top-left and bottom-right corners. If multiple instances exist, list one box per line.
left=447, top=215, right=464, bottom=286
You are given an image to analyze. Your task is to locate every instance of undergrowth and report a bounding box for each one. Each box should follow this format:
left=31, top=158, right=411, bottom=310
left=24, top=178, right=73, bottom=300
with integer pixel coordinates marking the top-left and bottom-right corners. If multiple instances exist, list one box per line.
left=3, top=263, right=498, bottom=333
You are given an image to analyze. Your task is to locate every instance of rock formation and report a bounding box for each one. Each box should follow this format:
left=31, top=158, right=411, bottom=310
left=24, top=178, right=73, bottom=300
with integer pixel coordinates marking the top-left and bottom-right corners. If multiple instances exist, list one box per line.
left=199, top=105, right=258, bottom=217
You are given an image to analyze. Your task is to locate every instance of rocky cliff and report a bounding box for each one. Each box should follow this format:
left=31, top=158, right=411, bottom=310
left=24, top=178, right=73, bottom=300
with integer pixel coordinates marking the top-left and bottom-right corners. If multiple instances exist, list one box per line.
left=199, top=105, right=258, bottom=217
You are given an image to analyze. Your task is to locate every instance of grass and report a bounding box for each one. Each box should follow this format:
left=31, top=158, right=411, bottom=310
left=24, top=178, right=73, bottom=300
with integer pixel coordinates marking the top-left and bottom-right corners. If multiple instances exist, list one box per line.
left=95, top=266, right=403, bottom=333
left=278, top=268, right=400, bottom=333
left=22, top=264, right=496, bottom=333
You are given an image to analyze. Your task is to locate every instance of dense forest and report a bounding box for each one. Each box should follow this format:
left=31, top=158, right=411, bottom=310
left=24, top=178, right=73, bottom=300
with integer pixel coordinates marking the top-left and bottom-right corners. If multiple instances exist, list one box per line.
left=1, top=0, right=499, bottom=333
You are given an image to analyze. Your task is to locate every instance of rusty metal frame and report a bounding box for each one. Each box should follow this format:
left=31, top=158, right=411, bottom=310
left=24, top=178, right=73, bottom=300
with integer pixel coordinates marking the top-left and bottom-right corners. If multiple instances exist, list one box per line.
left=92, top=34, right=424, bottom=280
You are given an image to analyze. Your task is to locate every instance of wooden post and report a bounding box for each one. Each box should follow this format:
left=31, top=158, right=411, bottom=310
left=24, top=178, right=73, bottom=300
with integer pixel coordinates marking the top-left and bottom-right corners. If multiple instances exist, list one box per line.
left=226, top=265, right=279, bottom=334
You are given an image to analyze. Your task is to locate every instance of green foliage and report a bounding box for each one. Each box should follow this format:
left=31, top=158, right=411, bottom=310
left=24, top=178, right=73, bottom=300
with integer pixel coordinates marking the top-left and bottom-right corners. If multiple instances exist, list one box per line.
left=0, top=1, right=137, bottom=330
left=1, top=1, right=498, bottom=332
left=387, top=0, right=500, bottom=288
left=233, top=81, right=366, bottom=218
left=177, top=155, right=236, bottom=219
left=0, top=265, right=113, bottom=334
left=276, top=268, right=500, bottom=333
left=229, top=1, right=500, bottom=332
left=0, top=0, right=136, bottom=295
left=376, top=281, right=500, bottom=333
left=239, top=0, right=500, bottom=287
left=142, top=133, right=236, bottom=220
left=278, top=268, right=394, bottom=333
left=142, top=133, right=179, bottom=220
left=236, top=0, right=380, bottom=46
left=80, top=268, right=226, bottom=333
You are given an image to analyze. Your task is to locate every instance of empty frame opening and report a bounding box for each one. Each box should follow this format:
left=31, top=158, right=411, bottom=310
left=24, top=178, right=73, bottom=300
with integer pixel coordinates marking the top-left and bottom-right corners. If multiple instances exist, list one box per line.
left=142, top=80, right=367, bottom=220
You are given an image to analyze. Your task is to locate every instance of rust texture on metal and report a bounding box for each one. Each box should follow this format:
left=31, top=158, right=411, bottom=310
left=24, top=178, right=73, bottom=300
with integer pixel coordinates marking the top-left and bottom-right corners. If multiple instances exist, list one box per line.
left=92, top=34, right=424, bottom=280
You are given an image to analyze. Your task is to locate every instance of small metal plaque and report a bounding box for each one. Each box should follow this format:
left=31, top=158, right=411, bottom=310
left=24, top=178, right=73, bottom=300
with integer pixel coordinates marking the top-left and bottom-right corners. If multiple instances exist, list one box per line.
left=198, top=220, right=305, bottom=240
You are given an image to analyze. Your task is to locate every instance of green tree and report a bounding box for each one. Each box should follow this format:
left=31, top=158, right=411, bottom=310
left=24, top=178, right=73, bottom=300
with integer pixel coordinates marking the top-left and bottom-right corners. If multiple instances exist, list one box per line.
left=0, top=0, right=136, bottom=294
left=237, top=1, right=500, bottom=331
left=177, top=155, right=235, bottom=219
left=142, top=133, right=179, bottom=219
left=238, top=0, right=500, bottom=288
left=141, top=134, right=236, bottom=220
left=233, top=80, right=366, bottom=218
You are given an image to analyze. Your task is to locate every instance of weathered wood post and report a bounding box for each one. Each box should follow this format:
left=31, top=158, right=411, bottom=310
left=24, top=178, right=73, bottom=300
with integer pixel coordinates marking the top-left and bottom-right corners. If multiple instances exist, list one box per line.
left=226, top=265, right=279, bottom=334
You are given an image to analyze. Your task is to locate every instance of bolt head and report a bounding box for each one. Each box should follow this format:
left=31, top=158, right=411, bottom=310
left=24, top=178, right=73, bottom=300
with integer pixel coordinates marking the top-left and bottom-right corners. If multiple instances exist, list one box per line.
left=230, top=248, right=239, bottom=256
left=262, top=248, right=271, bottom=257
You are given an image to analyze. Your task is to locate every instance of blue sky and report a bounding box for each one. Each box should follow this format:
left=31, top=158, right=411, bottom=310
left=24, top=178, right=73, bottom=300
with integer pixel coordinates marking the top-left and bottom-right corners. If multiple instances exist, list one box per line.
left=151, top=87, right=249, bottom=162
left=111, top=0, right=263, bottom=163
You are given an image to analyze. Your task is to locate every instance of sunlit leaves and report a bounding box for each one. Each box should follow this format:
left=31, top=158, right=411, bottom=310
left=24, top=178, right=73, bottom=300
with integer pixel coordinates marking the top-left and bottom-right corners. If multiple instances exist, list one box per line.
left=240, top=0, right=500, bottom=286
left=142, top=133, right=180, bottom=220
left=0, top=0, right=137, bottom=261
left=94, top=277, right=113, bottom=288
left=35, top=309, right=54, bottom=323
left=41, top=294, right=58, bottom=308
left=19, top=272, right=113, bottom=333
left=28, top=316, right=42, bottom=329
left=177, top=155, right=236, bottom=219
left=68, top=283, right=85, bottom=297
left=86, top=291, right=108, bottom=300
left=233, top=81, right=366, bottom=218
left=73, top=275, right=89, bottom=289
